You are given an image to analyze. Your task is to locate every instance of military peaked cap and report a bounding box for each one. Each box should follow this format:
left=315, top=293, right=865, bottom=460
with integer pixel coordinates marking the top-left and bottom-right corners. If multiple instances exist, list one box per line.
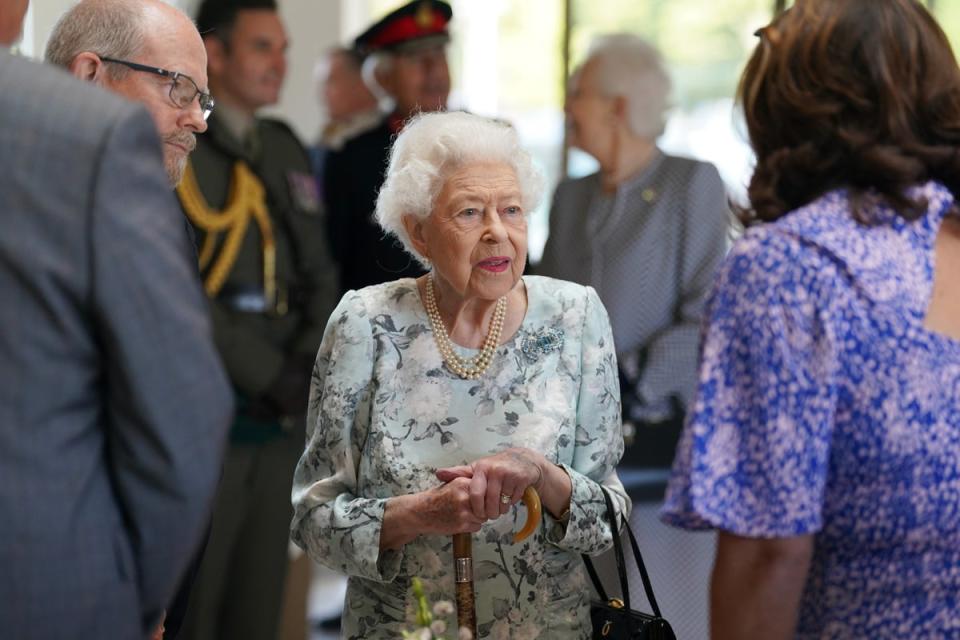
left=354, top=0, right=452, bottom=56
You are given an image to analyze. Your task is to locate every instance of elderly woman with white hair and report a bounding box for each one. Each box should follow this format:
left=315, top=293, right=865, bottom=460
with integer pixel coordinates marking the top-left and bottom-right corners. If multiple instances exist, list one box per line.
left=291, top=111, right=629, bottom=639
left=539, top=34, right=729, bottom=468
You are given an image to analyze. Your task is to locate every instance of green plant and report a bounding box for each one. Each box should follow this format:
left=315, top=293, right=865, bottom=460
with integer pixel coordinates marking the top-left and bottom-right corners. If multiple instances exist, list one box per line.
left=401, top=577, right=472, bottom=640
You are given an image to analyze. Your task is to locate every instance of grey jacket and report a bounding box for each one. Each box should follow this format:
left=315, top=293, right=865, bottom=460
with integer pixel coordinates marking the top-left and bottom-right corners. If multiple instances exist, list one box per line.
left=538, top=152, right=729, bottom=412
left=0, top=52, right=233, bottom=639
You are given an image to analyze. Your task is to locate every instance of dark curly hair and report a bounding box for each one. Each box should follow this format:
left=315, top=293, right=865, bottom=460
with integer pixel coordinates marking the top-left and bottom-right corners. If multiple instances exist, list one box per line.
left=739, top=0, right=960, bottom=225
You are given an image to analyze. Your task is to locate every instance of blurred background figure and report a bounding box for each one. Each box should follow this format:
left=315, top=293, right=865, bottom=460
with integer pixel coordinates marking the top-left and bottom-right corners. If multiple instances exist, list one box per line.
left=324, top=0, right=452, bottom=295
left=175, top=0, right=339, bottom=639
left=308, top=46, right=380, bottom=204
left=539, top=34, right=729, bottom=471
left=537, top=40, right=729, bottom=638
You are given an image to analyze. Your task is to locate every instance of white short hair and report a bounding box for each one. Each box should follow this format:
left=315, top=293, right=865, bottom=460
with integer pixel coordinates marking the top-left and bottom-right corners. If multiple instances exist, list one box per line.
left=587, top=34, right=672, bottom=139
left=375, top=111, right=545, bottom=266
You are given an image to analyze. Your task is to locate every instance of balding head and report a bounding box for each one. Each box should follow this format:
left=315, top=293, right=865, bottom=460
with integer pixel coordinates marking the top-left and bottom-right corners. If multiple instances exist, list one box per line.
left=47, top=0, right=209, bottom=187
left=46, top=0, right=145, bottom=80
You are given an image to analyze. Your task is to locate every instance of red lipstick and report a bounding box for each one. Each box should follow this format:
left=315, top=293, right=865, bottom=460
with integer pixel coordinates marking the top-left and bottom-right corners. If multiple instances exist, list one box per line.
left=477, top=256, right=510, bottom=273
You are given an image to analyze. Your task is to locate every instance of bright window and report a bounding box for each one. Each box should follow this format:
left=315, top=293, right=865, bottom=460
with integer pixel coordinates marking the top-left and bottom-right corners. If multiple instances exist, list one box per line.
left=340, top=0, right=960, bottom=260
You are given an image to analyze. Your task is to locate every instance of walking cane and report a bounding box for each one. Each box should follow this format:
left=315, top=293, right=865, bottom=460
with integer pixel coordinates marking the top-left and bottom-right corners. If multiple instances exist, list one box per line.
left=452, top=486, right=542, bottom=638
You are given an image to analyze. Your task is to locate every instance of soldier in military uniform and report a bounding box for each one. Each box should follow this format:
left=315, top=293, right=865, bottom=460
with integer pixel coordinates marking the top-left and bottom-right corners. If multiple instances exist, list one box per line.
left=175, top=1, right=338, bottom=638
left=324, top=0, right=453, bottom=295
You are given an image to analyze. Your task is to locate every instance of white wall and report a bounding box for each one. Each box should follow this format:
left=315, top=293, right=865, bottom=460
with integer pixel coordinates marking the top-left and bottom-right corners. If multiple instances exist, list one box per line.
left=23, top=0, right=73, bottom=58
left=23, top=0, right=343, bottom=144
left=263, top=0, right=342, bottom=143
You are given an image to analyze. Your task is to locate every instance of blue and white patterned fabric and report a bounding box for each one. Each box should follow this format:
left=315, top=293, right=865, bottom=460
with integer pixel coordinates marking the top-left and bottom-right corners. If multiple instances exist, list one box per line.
left=661, top=182, right=960, bottom=638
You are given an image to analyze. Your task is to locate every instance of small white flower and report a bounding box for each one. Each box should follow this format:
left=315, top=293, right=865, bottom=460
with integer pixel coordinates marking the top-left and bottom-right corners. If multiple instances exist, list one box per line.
left=514, top=621, right=542, bottom=640
left=414, top=628, right=431, bottom=640
left=430, top=619, right=447, bottom=635
left=458, top=626, right=474, bottom=640
left=432, top=600, right=455, bottom=617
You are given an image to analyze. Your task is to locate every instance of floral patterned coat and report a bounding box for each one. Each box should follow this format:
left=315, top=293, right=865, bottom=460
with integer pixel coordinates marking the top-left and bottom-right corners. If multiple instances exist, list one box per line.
left=291, top=276, right=629, bottom=639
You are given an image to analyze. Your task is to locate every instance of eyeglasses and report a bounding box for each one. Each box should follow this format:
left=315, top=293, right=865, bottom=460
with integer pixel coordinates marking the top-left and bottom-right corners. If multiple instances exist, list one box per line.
left=100, top=56, right=215, bottom=121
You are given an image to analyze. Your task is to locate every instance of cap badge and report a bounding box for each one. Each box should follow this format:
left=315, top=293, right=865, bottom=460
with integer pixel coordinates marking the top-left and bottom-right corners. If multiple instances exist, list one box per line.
left=415, top=1, right=434, bottom=28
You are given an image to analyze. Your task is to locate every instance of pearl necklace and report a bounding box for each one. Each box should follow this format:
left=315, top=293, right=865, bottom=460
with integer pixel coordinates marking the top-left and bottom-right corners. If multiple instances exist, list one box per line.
left=423, top=275, right=507, bottom=380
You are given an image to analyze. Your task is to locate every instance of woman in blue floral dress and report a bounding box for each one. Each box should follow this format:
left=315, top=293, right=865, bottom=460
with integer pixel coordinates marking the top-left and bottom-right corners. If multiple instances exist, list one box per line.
left=290, top=112, right=629, bottom=639
left=661, top=1, right=960, bottom=638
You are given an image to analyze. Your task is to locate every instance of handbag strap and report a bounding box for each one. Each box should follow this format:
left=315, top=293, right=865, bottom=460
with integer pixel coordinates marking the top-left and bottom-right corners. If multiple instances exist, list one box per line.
left=581, top=539, right=610, bottom=603
left=581, top=487, right=663, bottom=618
left=622, top=505, right=663, bottom=617
left=581, top=487, right=631, bottom=610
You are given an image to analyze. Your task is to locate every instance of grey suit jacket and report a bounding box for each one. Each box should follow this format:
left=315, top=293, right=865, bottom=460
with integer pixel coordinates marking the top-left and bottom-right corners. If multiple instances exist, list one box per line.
left=538, top=152, right=729, bottom=412
left=0, top=52, right=233, bottom=639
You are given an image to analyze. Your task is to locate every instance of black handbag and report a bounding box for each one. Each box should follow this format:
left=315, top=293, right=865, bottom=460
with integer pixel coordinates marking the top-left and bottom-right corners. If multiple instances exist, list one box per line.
left=582, top=488, right=677, bottom=640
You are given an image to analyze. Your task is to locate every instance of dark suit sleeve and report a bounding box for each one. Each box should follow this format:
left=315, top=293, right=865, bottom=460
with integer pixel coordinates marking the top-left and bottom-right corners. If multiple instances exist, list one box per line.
left=534, top=182, right=566, bottom=275
left=89, top=107, right=233, bottom=634
left=323, top=146, right=348, bottom=267
left=288, top=146, right=340, bottom=357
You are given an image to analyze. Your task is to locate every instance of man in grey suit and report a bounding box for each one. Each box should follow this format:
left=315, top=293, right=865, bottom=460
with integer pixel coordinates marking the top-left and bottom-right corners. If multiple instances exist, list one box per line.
left=47, top=4, right=220, bottom=637
left=0, top=3, right=233, bottom=639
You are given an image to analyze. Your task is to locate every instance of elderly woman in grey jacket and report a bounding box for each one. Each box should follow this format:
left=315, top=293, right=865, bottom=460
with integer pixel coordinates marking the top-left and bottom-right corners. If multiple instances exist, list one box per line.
left=291, top=111, right=629, bottom=639
left=538, top=34, right=729, bottom=466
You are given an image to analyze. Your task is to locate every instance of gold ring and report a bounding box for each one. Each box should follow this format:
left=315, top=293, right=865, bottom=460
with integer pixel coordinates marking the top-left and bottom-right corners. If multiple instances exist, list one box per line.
left=500, top=493, right=512, bottom=505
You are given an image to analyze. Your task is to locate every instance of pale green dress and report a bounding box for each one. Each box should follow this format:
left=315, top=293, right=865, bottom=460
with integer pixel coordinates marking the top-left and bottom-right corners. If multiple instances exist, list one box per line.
left=291, top=276, right=629, bottom=639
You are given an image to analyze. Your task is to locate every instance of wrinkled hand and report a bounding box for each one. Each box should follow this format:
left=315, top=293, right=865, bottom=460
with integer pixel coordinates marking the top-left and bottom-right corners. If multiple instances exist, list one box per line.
left=436, top=448, right=545, bottom=521
left=415, top=476, right=488, bottom=537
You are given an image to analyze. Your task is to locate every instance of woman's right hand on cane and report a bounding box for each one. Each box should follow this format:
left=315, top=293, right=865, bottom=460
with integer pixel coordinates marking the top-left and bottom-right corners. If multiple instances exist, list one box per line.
left=379, top=476, right=487, bottom=551
left=418, top=476, right=489, bottom=535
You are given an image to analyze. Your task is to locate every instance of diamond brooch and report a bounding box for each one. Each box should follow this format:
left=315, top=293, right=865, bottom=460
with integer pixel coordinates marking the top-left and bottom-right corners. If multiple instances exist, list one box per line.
left=520, top=327, right=564, bottom=361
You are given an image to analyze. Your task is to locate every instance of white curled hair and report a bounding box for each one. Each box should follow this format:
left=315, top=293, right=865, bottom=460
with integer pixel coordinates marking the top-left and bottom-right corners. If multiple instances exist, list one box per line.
left=375, top=111, right=545, bottom=267
left=587, top=34, right=672, bottom=139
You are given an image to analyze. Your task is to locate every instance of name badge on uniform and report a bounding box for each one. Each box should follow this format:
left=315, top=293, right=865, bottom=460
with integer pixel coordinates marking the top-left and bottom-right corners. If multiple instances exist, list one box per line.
left=286, top=171, right=321, bottom=216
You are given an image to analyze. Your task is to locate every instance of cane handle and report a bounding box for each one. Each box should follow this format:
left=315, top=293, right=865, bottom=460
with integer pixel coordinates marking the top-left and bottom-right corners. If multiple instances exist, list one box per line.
left=512, top=486, right=541, bottom=543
